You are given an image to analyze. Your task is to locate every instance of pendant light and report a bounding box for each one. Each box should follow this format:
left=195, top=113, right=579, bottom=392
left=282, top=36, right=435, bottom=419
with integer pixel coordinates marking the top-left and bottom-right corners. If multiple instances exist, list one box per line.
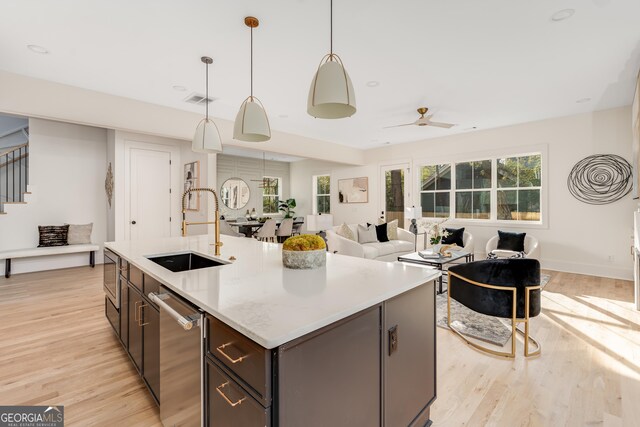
left=307, top=0, right=356, bottom=119
left=192, top=56, right=223, bottom=153
left=234, top=16, right=271, bottom=142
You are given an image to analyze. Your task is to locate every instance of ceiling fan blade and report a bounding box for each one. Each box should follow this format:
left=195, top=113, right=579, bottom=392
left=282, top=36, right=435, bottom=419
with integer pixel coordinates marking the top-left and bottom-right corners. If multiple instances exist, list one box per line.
left=426, top=121, right=455, bottom=129
left=383, top=123, right=415, bottom=129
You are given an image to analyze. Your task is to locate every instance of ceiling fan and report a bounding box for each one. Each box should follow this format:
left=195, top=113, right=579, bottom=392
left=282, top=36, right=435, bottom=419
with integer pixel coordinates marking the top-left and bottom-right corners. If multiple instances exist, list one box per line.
left=385, top=107, right=455, bottom=129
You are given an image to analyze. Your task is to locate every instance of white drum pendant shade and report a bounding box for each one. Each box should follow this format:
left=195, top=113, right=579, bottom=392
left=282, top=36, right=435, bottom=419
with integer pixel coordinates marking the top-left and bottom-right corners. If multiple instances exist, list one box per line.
left=233, top=98, right=271, bottom=142
left=307, top=59, right=356, bottom=119
left=192, top=118, right=222, bottom=153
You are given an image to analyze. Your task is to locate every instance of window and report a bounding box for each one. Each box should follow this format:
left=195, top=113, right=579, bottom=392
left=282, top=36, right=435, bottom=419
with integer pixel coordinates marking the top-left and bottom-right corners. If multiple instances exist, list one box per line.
left=420, top=164, right=450, bottom=218
left=497, top=155, right=541, bottom=221
left=262, top=176, right=281, bottom=214
left=455, top=160, right=491, bottom=219
left=313, top=175, right=331, bottom=214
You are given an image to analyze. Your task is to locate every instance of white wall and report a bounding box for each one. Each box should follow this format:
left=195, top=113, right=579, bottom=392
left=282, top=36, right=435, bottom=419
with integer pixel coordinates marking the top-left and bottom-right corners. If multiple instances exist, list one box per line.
left=111, top=130, right=213, bottom=240
left=216, top=154, right=290, bottom=219
left=0, top=119, right=107, bottom=275
left=290, top=107, right=636, bottom=280
left=0, top=70, right=365, bottom=166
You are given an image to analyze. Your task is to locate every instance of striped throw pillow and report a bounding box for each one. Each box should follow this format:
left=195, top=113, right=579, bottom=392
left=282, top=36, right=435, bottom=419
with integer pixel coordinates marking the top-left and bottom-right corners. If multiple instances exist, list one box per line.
left=38, top=225, right=70, bottom=247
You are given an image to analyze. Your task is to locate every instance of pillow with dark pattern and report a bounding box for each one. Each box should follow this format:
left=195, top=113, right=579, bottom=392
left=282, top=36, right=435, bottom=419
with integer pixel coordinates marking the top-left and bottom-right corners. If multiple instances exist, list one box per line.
left=38, top=225, right=69, bottom=247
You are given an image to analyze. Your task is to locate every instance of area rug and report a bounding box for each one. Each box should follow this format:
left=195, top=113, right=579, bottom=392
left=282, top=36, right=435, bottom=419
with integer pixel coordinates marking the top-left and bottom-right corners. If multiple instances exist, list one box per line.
left=436, top=273, right=550, bottom=347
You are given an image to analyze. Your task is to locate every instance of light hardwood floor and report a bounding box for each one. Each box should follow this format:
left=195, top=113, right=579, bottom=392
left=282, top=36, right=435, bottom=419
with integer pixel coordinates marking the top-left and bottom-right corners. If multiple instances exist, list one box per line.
left=0, top=266, right=638, bottom=426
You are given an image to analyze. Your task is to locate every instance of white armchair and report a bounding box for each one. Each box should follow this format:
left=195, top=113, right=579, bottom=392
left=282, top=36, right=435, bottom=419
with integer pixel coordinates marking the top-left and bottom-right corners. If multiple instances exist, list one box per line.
left=485, top=234, right=540, bottom=259
left=462, top=232, right=474, bottom=257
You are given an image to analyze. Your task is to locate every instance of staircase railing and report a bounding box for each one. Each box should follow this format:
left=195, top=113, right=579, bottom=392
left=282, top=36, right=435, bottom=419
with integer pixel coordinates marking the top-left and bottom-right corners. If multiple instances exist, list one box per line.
left=0, top=143, right=29, bottom=213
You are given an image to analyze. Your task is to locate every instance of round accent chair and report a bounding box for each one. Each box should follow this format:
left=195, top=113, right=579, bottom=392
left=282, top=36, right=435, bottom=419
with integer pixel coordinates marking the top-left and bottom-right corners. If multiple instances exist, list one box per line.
left=447, top=258, right=542, bottom=358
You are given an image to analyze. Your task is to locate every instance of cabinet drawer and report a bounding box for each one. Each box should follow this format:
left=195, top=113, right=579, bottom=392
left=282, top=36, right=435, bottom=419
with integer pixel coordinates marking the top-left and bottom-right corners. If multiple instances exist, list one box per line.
left=129, top=265, right=143, bottom=292
left=207, top=315, right=271, bottom=405
left=144, top=274, right=161, bottom=300
left=105, top=296, right=119, bottom=335
left=207, top=358, right=271, bottom=427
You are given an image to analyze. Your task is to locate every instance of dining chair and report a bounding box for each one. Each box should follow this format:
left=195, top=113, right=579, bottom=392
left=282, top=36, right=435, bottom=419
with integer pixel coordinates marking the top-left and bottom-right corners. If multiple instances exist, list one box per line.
left=292, top=217, right=304, bottom=236
left=254, top=219, right=277, bottom=243
left=276, top=218, right=294, bottom=242
left=218, top=219, right=243, bottom=237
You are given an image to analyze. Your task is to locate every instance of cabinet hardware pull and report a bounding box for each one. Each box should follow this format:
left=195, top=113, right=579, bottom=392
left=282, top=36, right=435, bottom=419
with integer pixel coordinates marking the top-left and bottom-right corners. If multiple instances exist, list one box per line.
left=216, top=381, right=246, bottom=407
left=139, top=303, right=149, bottom=326
left=134, top=301, right=140, bottom=321
left=216, top=343, right=247, bottom=364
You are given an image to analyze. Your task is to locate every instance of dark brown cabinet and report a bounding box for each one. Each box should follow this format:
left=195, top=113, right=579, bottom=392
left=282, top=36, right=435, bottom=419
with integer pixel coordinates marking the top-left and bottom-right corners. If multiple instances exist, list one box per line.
left=204, top=279, right=437, bottom=427
left=128, top=284, right=143, bottom=372
left=120, top=279, right=129, bottom=347
left=142, top=301, right=160, bottom=401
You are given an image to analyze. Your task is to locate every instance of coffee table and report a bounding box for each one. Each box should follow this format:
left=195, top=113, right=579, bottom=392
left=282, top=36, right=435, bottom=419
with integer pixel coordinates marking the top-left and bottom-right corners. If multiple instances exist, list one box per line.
left=398, top=250, right=474, bottom=294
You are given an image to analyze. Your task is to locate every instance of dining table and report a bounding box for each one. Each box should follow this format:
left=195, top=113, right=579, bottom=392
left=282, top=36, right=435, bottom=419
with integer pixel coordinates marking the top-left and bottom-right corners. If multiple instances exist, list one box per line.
left=226, top=218, right=304, bottom=238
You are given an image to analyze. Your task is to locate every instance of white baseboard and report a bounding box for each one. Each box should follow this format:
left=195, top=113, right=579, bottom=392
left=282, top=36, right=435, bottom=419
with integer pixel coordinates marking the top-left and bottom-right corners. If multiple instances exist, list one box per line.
left=473, top=251, right=633, bottom=281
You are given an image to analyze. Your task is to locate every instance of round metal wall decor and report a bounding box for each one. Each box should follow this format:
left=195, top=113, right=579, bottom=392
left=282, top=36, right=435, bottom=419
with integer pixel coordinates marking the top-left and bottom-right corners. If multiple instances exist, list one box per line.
left=567, top=154, right=632, bottom=205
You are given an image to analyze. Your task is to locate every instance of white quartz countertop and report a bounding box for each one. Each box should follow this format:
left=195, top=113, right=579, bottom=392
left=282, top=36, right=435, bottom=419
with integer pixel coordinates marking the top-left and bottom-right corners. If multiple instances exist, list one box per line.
left=105, top=235, right=440, bottom=349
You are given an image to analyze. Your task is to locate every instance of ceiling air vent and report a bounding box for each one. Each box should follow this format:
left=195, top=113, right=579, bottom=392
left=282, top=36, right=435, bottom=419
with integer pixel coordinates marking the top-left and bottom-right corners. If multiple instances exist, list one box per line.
left=184, top=93, right=217, bottom=105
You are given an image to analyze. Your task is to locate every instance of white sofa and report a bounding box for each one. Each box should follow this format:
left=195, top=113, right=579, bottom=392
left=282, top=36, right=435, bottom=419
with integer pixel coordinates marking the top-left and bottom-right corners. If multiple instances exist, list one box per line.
left=326, top=224, right=415, bottom=262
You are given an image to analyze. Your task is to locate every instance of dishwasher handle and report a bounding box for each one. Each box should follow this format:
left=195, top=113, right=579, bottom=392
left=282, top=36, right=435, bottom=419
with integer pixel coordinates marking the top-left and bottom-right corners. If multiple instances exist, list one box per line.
left=149, top=292, right=200, bottom=331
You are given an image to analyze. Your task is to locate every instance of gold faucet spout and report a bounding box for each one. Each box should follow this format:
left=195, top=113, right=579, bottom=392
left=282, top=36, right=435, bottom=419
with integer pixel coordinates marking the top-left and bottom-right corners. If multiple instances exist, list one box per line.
left=181, top=187, right=223, bottom=256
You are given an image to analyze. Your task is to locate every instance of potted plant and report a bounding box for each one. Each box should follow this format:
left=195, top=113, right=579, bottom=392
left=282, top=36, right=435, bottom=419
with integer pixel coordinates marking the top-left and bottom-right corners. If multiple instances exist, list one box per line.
left=278, top=198, right=296, bottom=218
left=282, top=234, right=326, bottom=269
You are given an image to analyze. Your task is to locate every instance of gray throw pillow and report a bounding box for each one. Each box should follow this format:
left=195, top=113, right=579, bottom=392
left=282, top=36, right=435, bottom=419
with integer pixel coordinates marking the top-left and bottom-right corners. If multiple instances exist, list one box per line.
left=357, top=224, right=378, bottom=244
left=66, top=223, right=93, bottom=244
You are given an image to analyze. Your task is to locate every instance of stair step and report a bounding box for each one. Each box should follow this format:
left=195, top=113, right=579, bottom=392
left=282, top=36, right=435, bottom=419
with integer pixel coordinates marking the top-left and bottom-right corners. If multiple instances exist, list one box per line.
left=4, top=202, right=27, bottom=205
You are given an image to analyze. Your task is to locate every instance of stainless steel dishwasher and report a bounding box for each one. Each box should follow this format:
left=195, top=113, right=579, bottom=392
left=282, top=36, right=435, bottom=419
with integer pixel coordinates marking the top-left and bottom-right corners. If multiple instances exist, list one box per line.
left=149, top=287, right=203, bottom=427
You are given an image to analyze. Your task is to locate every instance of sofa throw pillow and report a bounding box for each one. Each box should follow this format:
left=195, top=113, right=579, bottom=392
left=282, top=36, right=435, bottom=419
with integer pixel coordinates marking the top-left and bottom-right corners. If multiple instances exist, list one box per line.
left=497, top=230, right=526, bottom=252
left=442, top=227, right=465, bottom=247
left=38, top=225, right=69, bottom=247
left=375, top=223, right=389, bottom=242
left=357, top=224, right=378, bottom=244
left=336, top=223, right=356, bottom=241
left=386, top=219, right=398, bottom=240
left=66, top=223, right=93, bottom=245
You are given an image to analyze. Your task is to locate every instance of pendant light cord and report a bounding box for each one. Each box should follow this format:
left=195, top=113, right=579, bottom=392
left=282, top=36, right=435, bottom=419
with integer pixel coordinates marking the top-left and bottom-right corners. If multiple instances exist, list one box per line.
left=250, top=25, right=254, bottom=98
left=330, top=0, right=333, bottom=55
left=205, top=61, right=209, bottom=120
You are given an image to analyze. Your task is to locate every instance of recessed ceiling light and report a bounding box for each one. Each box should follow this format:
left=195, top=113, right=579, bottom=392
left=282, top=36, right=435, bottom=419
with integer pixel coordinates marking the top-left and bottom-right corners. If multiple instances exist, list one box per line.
left=551, top=9, right=575, bottom=22
left=465, top=126, right=478, bottom=131
left=366, top=81, right=380, bottom=88
left=27, top=44, right=49, bottom=54
left=172, top=85, right=187, bottom=92
left=576, top=97, right=591, bottom=103
left=278, top=114, right=289, bottom=119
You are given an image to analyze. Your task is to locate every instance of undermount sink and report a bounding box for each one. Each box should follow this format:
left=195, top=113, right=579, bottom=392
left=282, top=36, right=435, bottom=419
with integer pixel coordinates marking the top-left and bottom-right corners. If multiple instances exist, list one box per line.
left=146, top=252, right=228, bottom=272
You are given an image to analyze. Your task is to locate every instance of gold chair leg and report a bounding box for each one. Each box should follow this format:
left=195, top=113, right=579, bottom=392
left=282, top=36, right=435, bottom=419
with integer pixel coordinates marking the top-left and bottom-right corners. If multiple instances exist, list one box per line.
left=447, top=274, right=517, bottom=358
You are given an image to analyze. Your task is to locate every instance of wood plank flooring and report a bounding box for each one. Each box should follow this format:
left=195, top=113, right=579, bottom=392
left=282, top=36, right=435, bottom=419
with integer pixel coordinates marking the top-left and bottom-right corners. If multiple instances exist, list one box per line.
left=0, top=266, right=638, bottom=426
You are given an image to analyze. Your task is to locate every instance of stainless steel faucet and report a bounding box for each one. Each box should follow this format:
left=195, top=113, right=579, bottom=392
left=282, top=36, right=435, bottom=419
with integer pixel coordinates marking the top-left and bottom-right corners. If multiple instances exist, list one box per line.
left=181, top=187, right=222, bottom=256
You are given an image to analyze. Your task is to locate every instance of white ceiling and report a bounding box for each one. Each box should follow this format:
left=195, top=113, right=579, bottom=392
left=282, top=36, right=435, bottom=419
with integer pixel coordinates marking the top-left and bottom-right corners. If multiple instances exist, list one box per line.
left=1, top=0, right=639, bottom=150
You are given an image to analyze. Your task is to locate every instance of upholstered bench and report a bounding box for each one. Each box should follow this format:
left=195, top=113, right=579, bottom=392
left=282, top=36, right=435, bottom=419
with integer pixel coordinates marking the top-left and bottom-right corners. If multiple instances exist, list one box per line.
left=0, top=244, right=100, bottom=278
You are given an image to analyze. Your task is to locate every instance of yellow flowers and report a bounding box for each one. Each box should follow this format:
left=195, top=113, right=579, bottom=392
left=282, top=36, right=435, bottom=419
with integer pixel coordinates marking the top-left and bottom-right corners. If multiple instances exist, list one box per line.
left=283, top=234, right=326, bottom=251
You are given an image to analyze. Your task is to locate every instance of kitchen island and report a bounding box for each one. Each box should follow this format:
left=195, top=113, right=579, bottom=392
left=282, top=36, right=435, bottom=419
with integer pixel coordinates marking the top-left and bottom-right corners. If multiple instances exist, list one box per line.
left=104, top=234, right=439, bottom=427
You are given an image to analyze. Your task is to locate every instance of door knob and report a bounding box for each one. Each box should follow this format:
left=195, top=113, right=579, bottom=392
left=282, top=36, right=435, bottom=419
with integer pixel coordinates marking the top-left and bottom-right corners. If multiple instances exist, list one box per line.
left=131, top=220, right=137, bottom=225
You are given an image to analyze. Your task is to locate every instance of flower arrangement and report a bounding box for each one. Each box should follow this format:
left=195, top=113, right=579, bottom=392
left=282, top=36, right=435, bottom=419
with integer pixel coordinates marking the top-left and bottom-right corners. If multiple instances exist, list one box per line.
left=283, top=234, right=326, bottom=251
left=418, top=218, right=450, bottom=245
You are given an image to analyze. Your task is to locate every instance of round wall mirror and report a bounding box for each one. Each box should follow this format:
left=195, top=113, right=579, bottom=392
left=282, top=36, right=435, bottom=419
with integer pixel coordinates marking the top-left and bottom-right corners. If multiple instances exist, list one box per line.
left=220, top=178, right=250, bottom=210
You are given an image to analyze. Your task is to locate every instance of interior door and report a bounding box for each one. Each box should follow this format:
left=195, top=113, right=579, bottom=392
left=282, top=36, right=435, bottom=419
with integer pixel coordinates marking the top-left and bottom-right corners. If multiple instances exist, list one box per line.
left=380, top=164, right=410, bottom=225
left=129, top=148, right=172, bottom=239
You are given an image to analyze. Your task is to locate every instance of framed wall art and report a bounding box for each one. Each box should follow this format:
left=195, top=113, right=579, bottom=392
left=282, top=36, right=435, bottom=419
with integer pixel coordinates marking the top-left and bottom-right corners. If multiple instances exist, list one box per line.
left=338, top=177, right=368, bottom=203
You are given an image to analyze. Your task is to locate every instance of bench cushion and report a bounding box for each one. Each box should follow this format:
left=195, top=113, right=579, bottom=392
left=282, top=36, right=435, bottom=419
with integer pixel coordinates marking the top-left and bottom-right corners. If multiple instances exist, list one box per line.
left=0, top=244, right=100, bottom=260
